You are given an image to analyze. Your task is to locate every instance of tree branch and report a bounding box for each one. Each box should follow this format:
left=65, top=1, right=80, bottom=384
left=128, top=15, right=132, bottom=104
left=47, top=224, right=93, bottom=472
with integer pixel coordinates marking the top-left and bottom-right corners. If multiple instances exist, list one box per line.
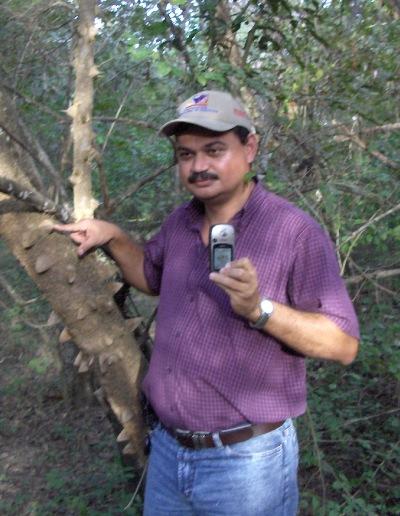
left=104, top=164, right=173, bottom=215
left=346, top=259, right=398, bottom=297
left=0, top=272, right=39, bottom=305
left=0, top=116, right=66, bottom=199
left=0, top=199, right=35, bottom=215
left=343, top=407, right=400, bottom=426
left=100, top=75, right=137, bottom=154
left=94, top=116, right=157, bottom=130
left=0, top=176, right=71, bottom=221
left=334, top=126, right=399, bottom=171
left=382, top=0, right=400, bottom=18
left=345, top=268, right=400, bottom=285
left=360, top=122, right=400, bottom=134
left=18, top=118, right=68, bottom=201
left=0, top=120, right=45, bottom=193
left=341, top=203, right=400, bottom=246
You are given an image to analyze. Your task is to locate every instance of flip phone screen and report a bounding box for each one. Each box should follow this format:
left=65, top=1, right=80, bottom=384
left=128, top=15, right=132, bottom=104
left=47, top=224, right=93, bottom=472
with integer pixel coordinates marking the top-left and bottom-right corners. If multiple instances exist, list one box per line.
left=209, top=224, right=235, bottom=272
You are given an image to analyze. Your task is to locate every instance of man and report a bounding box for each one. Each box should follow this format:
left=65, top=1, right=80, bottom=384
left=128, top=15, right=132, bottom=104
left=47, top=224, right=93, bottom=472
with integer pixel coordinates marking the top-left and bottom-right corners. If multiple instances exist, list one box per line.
left=55, top=90, right=359, bottom=515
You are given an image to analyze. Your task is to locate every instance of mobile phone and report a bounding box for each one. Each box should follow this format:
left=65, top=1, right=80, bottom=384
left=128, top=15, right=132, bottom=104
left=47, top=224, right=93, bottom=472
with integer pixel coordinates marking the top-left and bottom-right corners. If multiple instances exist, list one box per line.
left=209, top=224, right=235, bottom=272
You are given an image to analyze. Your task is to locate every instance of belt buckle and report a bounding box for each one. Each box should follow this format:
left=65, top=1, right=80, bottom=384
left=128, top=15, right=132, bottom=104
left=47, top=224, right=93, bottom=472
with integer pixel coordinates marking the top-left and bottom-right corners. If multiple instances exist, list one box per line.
left=192, top=432, right=209, bottom=449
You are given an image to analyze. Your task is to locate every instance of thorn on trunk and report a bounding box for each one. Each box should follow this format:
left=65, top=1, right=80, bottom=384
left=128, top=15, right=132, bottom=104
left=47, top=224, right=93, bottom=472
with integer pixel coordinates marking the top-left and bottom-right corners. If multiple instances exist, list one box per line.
left=107, top=354, right=118, bottom=366
left=78, top=360, right=90, bottom=373
left=59, top=327, right=72, bottom=344
left=66, top=265, right=76, bottom=284
left=99, top=353, right=108, bottom=373
left=35, top=255, right=54, bottom=274
left=21, top=230, right=39, bottom=249
left=47, top=311, right=61, bottom=326
left=103, top=335, right=113, bottom=347
left=65, top=102, right=79, bottom=119
left=38, top=219, right=54, bottom=232
left=74, top=351, right=83, bottom=367
left=105, top=300, right=114, bottom=312
left=122, top=443, right=135, bottom=455
left=125, top=317, right=143, bottom=332
left=108, top=282, right=124, bottom=295
left=67, top=274, right=76, bottom=284
left=89, top=65, right=100, bottom=78
left=121, top=409, right=134, bottom=424
left=116, top=428, right=130, bottom=443
left=77, top=305, right=91, bottom=320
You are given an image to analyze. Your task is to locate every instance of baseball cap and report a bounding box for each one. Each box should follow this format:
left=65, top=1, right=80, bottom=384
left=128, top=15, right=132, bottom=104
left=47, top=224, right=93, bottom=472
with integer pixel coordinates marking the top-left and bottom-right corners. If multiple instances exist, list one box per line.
left=159, top=90, right=255, bottom=136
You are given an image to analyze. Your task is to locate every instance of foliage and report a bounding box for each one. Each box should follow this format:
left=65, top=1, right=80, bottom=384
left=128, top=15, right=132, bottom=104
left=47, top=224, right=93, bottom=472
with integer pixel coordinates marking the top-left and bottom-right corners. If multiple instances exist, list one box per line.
left=0, top=0, right=399, bottom=513
left=298, top=298, right=400, bottom=513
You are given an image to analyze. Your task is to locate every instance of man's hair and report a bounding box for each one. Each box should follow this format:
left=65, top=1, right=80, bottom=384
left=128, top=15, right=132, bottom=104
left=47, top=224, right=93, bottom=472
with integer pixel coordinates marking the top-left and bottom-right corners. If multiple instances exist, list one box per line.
left=232, top=126, right=251, bottom=145
left=173, top=123, right=250, bottom=145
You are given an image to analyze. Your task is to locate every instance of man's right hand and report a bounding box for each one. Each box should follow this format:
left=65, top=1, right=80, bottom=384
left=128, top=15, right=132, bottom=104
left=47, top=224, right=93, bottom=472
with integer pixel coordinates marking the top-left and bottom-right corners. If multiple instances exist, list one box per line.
left=54, top=219, right=152, bottom=294
left=53, top=219, right=122, bottom=256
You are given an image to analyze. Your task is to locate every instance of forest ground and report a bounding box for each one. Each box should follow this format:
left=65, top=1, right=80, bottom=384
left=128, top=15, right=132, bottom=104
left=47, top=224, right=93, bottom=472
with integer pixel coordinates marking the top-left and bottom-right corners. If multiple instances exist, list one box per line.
left=0, top=337, right=144, bottom=515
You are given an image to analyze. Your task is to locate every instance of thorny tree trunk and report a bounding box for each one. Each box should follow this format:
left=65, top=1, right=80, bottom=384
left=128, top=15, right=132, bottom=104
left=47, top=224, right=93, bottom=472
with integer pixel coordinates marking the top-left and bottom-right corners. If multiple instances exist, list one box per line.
left=67, top=0, right=99, bottom=220
left=0, top=96, right=147, bottom=468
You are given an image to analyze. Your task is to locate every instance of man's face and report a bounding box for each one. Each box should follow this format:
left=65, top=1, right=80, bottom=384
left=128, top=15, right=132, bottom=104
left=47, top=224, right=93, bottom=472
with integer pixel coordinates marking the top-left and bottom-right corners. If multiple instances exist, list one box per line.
left=175, top=129, right=258, bottom=204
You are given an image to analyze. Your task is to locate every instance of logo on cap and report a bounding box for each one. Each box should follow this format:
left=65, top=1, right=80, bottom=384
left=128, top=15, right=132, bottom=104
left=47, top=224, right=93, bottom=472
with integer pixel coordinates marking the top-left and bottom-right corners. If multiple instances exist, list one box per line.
left=234, top=108, right=247, bottom=118
left=180, top=93, right=218, bottom=115
left=188, top=93, right=208, bottom=108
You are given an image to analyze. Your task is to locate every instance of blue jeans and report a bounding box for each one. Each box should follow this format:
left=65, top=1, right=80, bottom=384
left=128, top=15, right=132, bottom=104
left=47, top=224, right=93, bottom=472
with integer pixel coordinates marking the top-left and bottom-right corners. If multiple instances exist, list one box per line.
left=143, top=419, right=299, bottom=515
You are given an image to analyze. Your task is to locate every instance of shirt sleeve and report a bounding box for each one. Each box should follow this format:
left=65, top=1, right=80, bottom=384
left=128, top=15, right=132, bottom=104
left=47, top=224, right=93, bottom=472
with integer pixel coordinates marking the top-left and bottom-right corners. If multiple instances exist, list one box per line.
left=143, top=225, right=166, bottom=296
left=287, top=224, right=360, bottom=339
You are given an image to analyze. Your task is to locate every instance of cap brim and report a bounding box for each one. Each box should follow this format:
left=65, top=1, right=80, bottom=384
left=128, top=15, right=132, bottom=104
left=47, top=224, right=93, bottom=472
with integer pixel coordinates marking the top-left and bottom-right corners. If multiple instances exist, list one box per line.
left=159, top=117, right=237, bottom=137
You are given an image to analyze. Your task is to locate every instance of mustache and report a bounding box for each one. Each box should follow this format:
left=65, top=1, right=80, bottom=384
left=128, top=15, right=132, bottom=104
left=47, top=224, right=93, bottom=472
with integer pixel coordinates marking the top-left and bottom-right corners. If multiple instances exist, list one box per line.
left=188, top=171, right=219, bottom=184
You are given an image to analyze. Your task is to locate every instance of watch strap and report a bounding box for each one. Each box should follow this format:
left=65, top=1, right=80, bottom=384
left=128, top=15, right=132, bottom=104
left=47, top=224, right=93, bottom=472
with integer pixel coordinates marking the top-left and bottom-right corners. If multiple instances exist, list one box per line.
left=249, top=299, right=273, bottom=329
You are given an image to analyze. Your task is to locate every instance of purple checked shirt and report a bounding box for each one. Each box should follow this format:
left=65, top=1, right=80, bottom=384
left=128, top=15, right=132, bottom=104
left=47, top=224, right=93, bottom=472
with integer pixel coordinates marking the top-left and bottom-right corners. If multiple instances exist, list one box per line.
left=142, top=181, right=359, bottom=432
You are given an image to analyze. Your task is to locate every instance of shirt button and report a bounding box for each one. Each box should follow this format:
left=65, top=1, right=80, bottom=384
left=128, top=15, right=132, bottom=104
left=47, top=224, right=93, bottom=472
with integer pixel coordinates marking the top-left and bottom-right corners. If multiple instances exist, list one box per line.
left=170, top=405, right=175, bottom=412
left=189, top=296, right=194, bottom=303
left=176, top=331, right=181, bottom=338
left=166, top=367, right=172, bottom=374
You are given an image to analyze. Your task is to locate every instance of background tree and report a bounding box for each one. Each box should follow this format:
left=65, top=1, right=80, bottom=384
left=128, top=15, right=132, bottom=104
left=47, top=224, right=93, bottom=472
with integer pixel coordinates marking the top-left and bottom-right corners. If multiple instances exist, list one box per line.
left=1, top=0, right=399, bottom=513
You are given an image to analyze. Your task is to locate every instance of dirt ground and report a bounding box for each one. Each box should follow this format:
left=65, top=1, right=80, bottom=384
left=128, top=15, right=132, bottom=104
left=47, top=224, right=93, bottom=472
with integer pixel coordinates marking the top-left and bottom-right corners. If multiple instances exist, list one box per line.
left=0, top=333, right=144, bottom=516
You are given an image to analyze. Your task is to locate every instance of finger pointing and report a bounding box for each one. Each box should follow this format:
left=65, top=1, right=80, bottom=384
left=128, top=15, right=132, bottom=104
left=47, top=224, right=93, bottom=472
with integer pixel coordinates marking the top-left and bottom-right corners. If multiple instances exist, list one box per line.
left=53, top=223, right=82, bottom=233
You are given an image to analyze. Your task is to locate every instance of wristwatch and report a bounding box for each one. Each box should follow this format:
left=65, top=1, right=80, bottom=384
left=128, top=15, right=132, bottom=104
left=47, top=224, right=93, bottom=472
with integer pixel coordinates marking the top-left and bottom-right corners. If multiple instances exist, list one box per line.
left=249, top=299, right=274, bottom=329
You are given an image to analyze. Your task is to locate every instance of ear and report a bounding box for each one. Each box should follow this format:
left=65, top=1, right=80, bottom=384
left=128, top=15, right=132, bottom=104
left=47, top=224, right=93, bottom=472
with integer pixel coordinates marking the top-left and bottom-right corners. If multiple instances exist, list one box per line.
left=245, top=133, right=259, bottom=164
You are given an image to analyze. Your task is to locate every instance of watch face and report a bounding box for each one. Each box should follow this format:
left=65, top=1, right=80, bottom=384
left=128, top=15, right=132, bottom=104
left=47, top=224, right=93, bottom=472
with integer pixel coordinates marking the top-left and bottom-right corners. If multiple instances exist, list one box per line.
left=260, top=299, right=273, bottom=315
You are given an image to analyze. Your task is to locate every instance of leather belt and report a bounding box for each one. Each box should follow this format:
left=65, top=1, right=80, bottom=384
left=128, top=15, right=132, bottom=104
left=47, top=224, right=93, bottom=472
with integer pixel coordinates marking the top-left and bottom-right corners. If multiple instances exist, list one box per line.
left=164, top=421, right=284, bottom=450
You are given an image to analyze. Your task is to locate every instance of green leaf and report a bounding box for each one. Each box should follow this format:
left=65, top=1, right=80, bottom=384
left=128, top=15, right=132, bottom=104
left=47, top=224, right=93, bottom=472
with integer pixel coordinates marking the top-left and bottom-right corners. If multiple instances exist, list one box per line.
left=128, top=46, right=153, bottom=62
left=155, top=61, right=172, bottom=78
left=244, top=172, right=255, bottom=184
left=196, top=73, right=208, bottom=86
left=28, top=357, right=50, bottom=375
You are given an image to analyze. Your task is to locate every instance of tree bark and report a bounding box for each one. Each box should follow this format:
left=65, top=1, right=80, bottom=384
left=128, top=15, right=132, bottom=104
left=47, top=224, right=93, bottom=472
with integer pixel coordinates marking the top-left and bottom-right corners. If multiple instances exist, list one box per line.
left=0, top=84, right=148, bottom=468
left=67, top=0, right=100, bottom=220
left=0, top=212, right=148, bottom=466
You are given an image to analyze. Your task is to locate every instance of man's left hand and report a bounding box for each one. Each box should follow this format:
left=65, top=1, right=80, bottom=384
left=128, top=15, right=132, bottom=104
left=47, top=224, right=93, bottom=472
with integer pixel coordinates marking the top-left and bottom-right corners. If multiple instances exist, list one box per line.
left=210, top=258, right=260, bottom=320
